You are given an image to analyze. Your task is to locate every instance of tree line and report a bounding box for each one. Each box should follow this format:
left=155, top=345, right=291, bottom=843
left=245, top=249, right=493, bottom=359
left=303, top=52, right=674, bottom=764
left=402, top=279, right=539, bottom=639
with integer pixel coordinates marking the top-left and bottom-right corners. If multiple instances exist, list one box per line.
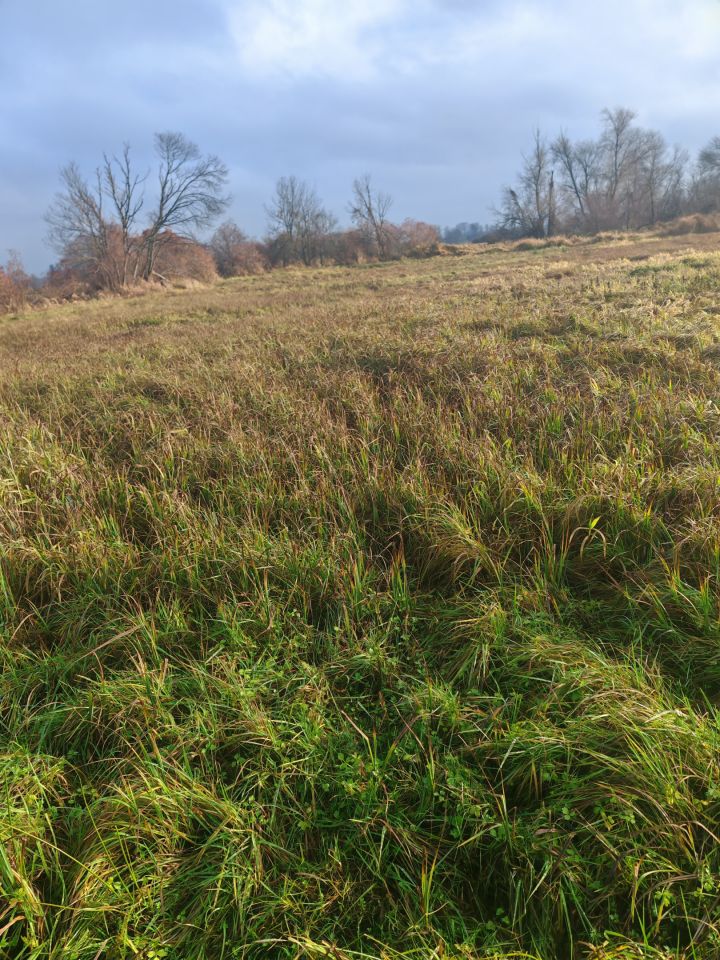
left=493, top=107, right=720, bottom=239
left=4, top=108, right=720, bottom=310
left=0, top=133, right=441, bottom=307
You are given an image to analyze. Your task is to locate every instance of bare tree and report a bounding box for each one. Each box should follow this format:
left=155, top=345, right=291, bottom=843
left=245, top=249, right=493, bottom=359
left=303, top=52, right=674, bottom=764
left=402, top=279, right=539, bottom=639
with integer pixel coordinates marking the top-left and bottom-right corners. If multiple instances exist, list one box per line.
left=637, top=133, right=687, bottom=225
left=494, top=107, right=702, bottom=236
left=102, top=145, right=145, bottom=286
left=350, top=175, right=394, bottom=259
left=550, top=112, right=689, bottom=231
left=698, top=136, right=720, bottom=177
left=600, top=107, right=639, bottom=203
left=597, top=107, right=668, bottom=228
left=210, top=220, right=249, bottom=276
left=499, top=130, right=556, bottom=238
left=658, top=145, right=687, bottom=222
left=552, top=133, right=601, bottom=229
left=47, top=133, right=229, bottom=288
left=47, top=147, right=148, bottom=290
left=266, top=175, right=306, bottom=262
left=266, top=177, right=337, bottom=266
left=46, top=163, right=111, bottom=286
left=300, top=206, right=337, bottom=265
left=265, top=176, right=335, bottom=266
left=142, top=132, right=230, bottom=281
left=693, top=136, right=720, bottom=212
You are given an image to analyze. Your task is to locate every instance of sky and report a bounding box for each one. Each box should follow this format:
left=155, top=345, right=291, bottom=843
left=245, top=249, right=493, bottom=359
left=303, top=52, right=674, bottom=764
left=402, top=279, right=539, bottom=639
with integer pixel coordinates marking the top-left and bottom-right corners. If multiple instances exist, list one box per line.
left=3, top=0, right=720, bottom=273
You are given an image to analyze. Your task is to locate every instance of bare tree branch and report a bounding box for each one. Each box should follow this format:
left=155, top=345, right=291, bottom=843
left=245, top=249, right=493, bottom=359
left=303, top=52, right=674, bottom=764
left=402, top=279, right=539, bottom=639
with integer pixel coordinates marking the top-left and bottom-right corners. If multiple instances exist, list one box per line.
left=350, top=174, right=393, bottom=259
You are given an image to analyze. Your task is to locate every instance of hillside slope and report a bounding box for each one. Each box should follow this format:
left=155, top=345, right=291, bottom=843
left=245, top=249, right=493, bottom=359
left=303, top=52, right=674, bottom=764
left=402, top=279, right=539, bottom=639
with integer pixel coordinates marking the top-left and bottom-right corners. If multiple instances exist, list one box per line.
left=2, top=234, right=720, bottom=959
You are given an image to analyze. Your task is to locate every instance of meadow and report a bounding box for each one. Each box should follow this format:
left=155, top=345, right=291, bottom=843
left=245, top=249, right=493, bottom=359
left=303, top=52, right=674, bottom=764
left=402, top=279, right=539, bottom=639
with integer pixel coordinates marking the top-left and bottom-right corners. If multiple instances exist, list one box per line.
left=2, top=231, right=720, bottom=959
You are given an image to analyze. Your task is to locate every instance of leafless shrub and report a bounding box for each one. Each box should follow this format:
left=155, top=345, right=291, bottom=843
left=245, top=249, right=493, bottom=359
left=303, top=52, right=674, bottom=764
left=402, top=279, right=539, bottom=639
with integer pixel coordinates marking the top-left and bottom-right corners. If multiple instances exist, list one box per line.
left=210, top=222, right=269, bottom=276
left=0, top=252, right=31, bottom=312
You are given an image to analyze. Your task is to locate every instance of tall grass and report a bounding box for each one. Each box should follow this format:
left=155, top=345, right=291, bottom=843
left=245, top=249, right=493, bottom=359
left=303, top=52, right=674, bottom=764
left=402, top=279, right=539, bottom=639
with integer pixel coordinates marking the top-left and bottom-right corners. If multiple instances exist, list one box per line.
left=1, top=238, right=720, bottom=958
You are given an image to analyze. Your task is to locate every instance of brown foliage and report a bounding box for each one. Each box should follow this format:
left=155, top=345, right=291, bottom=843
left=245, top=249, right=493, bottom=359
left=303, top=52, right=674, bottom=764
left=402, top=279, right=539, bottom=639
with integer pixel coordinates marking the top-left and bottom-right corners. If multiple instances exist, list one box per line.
left=658, top=213, right=720, bottom=236
left=153, top=232, right=218, bottom=283
left=210, top=222, right=269, bottom=276
left=43, top=260, right=95, bottom=301
left=395, top=219, right=440, bottom=257
left=0, top=253, right=31, bottom=312
left=225, top=241, right=269, bottom=275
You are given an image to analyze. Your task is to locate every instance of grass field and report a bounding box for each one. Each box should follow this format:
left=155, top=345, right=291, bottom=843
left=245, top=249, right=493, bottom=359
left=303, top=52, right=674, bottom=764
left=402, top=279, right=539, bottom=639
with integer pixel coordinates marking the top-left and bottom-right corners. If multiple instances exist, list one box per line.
left=2, top=232, right=720, bottom=959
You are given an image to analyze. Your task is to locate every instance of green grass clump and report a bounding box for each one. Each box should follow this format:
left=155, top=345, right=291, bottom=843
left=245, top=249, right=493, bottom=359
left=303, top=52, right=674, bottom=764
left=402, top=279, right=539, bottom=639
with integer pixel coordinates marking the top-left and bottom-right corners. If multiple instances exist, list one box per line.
left=2, top=235, right=720, bottom=958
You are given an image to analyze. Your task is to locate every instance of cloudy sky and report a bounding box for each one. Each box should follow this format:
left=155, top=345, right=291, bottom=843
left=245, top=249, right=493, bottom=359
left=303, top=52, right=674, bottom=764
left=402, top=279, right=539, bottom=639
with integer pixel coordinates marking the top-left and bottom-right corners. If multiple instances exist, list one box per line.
left=3, top=0, right=720, bottom=272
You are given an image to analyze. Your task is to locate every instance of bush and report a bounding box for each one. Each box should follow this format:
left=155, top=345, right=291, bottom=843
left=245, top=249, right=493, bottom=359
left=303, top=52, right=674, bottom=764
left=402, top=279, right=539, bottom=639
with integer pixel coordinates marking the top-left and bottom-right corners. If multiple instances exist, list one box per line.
left=396, top=219, right=441, bottom=257
left=226, top=241, right=270, bottom=275
left=152, top=233, right=218, bottom=284
left=328, top=229, right=369, bottom=265
left=512, top=236, right=572, bottom=252
left=0, top=252, right=30, bottom=313
left=210, top=221, right=270, bottom=276
left=659, top=213, right=720, bottom=236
